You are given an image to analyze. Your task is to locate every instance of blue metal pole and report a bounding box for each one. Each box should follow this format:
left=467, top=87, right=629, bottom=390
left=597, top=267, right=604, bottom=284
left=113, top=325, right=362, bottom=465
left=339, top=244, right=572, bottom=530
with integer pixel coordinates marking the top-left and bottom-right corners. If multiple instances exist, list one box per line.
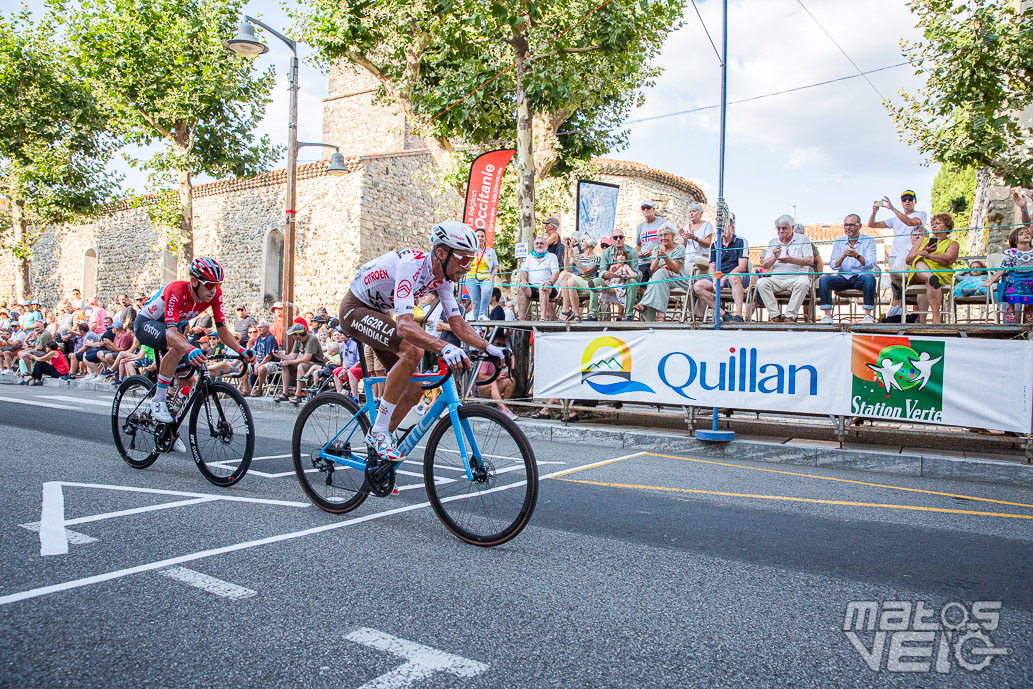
left=711, top=0, right=728, bottom=434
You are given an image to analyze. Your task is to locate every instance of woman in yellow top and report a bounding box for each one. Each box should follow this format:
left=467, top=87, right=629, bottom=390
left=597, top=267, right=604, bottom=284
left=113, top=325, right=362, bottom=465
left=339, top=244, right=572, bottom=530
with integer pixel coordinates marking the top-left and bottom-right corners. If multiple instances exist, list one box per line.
left=904, top=213, right=959, bottom=324
left=463, top=227, right=499, bottom=321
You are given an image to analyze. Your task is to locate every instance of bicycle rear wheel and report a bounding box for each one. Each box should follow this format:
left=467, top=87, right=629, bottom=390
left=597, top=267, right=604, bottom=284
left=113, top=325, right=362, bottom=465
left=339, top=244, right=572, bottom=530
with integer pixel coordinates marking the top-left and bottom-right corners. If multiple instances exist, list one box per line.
left=423, top=406, right=538, bottom=546
left=111, top=375, right=160, bottom=469
left=188, top=381, right=255, bottom=487
left=292, top=393, right=370, bottom=513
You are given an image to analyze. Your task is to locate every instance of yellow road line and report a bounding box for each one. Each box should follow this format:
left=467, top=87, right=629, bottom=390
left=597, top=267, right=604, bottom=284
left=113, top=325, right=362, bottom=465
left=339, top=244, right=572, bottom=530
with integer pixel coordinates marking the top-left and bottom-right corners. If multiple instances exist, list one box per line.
left=557, top=478, right=1033, bottom=520
left=644, top=452, right=1033, bottom=511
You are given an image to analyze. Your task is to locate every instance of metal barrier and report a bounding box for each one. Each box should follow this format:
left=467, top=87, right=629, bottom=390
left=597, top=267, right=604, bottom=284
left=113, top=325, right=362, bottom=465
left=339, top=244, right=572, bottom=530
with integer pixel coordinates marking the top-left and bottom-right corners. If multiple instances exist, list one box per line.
left=460, top=320, right=1033, bottom=462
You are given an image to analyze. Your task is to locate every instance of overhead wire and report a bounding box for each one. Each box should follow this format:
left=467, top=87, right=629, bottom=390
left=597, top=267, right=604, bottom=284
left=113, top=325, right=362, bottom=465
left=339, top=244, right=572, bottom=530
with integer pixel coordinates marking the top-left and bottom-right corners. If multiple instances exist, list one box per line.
left=689, top=0, right=723, bottom=65
left=794, top=0, right=887, bottom=101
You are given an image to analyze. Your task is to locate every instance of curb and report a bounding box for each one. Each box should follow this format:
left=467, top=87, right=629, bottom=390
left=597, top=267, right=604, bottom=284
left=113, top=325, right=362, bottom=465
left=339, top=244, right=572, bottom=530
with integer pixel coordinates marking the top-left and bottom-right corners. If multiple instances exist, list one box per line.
left=3, top=376, right=1031, bottom=489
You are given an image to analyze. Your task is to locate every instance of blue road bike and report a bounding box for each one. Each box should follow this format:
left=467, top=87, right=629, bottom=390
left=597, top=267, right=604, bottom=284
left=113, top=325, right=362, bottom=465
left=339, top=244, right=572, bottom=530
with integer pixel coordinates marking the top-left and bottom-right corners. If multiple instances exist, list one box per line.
left=291, top=350, right=538, bottom=546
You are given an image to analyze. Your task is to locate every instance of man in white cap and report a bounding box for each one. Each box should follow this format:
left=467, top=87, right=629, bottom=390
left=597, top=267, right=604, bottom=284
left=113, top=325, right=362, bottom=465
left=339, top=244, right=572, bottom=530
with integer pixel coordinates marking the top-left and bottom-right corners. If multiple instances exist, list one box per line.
left=635, top=199, right=675, bottom=283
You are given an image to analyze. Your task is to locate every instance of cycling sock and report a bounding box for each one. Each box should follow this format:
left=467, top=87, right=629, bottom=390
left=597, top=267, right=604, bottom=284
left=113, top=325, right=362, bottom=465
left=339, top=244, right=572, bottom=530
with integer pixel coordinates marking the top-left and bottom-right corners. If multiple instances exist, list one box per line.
left=154, top=374, right=173, bottom=404
left=371, top=399, right=396, bottom=435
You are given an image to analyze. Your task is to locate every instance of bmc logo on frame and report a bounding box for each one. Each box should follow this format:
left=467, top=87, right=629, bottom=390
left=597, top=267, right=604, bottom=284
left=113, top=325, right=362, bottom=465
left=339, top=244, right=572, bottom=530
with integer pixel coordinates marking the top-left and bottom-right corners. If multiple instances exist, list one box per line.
left=842, top=600, right=1011, bottom=673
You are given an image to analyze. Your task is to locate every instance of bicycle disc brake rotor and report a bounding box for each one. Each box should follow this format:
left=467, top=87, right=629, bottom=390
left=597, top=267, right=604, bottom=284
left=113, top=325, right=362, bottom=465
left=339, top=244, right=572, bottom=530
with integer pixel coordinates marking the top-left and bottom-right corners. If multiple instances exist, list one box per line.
left=470, top=457, right=495, bottom=488
left=364, top=455, right=396, bottom=497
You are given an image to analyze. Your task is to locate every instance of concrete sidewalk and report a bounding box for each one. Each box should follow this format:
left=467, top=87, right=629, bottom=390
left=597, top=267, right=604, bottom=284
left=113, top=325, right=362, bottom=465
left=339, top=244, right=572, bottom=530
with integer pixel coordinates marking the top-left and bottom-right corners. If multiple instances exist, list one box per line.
left=3, top=373, right=1032, bottom=489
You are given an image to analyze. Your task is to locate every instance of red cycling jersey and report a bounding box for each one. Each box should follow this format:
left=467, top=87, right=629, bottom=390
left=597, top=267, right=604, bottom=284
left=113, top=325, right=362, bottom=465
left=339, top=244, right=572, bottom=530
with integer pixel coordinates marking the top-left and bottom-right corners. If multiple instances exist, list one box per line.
left=138, top=281, right=227, bottom=329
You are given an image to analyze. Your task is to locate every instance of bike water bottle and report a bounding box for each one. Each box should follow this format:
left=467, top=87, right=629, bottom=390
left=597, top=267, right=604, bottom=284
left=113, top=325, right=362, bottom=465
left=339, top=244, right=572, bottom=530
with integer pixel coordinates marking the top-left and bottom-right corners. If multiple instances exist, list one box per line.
left=168, top=387, right=190, bottom=417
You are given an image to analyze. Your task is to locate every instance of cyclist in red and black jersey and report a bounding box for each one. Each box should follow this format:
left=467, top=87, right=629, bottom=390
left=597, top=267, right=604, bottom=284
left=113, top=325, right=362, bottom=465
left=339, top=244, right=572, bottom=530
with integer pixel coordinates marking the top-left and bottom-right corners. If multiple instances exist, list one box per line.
left=134, top=257, right=256, bottom=425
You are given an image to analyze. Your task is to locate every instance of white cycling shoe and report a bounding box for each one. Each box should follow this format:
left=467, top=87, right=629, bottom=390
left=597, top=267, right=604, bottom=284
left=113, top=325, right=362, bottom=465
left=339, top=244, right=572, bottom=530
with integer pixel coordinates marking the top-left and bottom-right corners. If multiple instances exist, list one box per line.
left=150, top=399, right=174, bottom=423
left=171, top=435, right=187, bottom=453
left=365, top=430, right=403, bottom=463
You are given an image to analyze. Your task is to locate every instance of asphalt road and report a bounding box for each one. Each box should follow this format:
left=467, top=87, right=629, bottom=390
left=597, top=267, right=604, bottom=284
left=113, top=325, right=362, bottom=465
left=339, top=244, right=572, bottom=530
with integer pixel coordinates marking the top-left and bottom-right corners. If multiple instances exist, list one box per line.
left=1, top=385, right=1031, bottom=689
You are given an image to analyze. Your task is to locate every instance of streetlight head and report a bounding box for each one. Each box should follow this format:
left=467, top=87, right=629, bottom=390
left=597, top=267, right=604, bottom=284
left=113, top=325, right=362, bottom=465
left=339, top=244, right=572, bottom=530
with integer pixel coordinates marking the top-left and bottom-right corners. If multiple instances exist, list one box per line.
left=224, top=21, right=268, bottom=58
left=327, top=152, right=349, bottom=177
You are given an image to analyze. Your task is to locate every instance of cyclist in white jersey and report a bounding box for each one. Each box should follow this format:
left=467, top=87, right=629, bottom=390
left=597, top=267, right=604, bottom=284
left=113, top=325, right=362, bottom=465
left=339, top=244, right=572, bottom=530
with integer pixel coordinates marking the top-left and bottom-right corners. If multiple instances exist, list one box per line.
left=338, top=221, right=507, bottom=462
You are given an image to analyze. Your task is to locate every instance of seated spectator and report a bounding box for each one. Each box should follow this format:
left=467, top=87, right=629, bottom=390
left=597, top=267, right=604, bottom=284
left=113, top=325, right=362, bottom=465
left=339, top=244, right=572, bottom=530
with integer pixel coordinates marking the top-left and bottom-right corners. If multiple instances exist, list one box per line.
left=475, top=353, right=517, bottom=419
left=20, top=300, right=43, bottom=329
left=885, top=225, right=928, bottom=321
left=96, top=320, right=134, bottom=377
left=111, top=337, right=146, bottom=385
left=1, top=322, right=27, bottom=373
left=599, top=248, right=637, bottom=320
left=819, top=214, right=878, bottom=324
left=332, top=329, right=362, bottom=401
left=904, top=214, right=959, bottom=324
left=598, top=229, right=640, bottom=320
left=756, top=215, right=814, bottom=322
left=952, top=260, right=989, bottom=297
left=21, top=341, right=69, bottom=385
left=487, top=288, right=507, bottom=321
left=678, top=202, right=715, bottom=272
left=276, top=322, right=325, bottom=404
left=66, top=323, right=93, bottom=377
left=247, top=320, right=280, bottom=396
left=557, top=233, right=602, bottom=322
left=515, top=235, right=560, bottom=320
left=693, top=212, right=750, bottom=322
left=18, top=320, right=53, bottom=373
left=985, top=224, right=1033, bottom=323
left=633, top=227, right=689, bottom=322
left=82, top=316, right=115, bottom=378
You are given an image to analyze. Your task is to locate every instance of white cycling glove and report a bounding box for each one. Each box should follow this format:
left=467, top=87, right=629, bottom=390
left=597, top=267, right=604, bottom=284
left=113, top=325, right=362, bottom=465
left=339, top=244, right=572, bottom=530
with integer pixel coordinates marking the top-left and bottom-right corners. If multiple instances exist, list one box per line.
left=441, top=344, right=469, bottom=366
left=485, top=344, right=507, bottom=359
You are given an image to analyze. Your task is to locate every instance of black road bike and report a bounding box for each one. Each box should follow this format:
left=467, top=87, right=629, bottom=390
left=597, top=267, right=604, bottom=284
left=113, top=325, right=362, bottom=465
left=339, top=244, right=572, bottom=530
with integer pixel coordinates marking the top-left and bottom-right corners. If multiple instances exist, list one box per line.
left=111, top=353, right=256, bottom=487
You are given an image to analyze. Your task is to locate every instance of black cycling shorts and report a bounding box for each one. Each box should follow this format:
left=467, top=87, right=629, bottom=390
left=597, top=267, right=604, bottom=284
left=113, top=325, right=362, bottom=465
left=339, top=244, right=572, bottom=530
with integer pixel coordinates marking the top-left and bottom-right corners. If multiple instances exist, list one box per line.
left=134, top=316, right=169, bottom=352
left=338, top=292, right=403, bottom=371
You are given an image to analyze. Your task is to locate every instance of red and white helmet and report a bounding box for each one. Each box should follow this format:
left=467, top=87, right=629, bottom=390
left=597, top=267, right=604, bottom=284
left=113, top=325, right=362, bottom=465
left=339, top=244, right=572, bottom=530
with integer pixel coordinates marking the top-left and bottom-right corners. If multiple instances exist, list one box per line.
left=430, top=221, right=479, bottom=252
left=189, top=257, right=224, bottom=284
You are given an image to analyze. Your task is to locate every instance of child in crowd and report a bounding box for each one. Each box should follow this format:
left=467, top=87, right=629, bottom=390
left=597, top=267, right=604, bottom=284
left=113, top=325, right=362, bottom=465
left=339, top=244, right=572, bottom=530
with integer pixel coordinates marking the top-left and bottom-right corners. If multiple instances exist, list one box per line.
left=599, top=247, right=637, bottom=320
left=985, top=225, right=1033, bottom=323
left=952, top=259, right=989, bottom=297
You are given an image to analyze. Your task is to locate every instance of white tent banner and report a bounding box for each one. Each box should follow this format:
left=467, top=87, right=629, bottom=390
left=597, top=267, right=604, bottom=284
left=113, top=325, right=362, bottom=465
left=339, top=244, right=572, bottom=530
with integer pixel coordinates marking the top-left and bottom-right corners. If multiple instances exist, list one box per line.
left=533, top=331, right=1033, bottom=433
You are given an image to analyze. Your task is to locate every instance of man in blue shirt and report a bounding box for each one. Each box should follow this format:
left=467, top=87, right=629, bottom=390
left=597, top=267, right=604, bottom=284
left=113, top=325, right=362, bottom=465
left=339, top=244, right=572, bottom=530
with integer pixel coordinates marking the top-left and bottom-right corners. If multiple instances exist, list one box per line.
left=693, top=213, right=750, bottom=322
left=819, top=214, right=878, bottom=324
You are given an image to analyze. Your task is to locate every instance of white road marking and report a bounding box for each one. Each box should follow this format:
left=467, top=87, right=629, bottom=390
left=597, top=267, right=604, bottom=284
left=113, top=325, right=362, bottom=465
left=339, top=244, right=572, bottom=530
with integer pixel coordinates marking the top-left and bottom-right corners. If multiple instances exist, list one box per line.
left=345, top=627, right=487, bottom=689
left=19, top=523, right=98, bottom=545
left=158, top=566, right=257, bottom=600
left=0, top=452, right=648, bottom=606
left=0, top=396, right=80, bottom=410
left=32, top=481, right=309, bottom=557
left=39, top=482, right=68, bottom=556
left=38, top=395, right=113, bottom=407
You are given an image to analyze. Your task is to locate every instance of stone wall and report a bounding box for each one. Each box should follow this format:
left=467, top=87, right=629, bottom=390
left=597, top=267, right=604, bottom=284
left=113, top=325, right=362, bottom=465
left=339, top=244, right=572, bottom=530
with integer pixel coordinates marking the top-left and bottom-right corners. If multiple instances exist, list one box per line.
left=0, top=152, right=441, bottom=321
left=323, top=63, right=424, bottom=158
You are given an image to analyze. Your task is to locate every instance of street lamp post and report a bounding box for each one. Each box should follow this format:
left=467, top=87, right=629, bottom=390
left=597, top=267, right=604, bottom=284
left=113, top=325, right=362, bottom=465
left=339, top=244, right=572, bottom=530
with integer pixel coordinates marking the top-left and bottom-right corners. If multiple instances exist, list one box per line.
left=225, top=17, right=348, bottom=341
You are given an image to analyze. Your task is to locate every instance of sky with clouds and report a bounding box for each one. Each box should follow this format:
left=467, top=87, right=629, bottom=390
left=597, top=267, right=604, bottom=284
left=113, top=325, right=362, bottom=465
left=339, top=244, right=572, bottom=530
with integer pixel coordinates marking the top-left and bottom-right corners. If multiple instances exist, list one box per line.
left=4, top=0, right=940, bottom=245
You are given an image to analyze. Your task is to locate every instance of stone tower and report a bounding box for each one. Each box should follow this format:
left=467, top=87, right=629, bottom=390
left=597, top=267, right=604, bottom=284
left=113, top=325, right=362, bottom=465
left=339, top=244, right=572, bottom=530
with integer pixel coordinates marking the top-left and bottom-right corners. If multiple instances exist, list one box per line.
left=322, top=61, right=425, bottom=158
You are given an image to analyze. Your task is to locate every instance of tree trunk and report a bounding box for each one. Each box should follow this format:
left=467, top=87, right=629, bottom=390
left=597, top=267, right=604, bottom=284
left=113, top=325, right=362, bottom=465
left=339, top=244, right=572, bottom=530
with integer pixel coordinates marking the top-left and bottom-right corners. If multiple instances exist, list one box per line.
left=173, top=133, right=193, bottom=269
left=532, top=110, right=567, bottom=179
left=513, top=31, right=535, bottom=246
left=11, top=194, right=30, bottom=303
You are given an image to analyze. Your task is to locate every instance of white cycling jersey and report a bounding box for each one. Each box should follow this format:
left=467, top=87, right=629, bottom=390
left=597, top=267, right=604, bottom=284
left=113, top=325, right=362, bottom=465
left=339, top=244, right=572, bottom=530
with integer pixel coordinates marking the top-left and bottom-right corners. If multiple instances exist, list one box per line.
left=349, top=248, right=462, bottom=319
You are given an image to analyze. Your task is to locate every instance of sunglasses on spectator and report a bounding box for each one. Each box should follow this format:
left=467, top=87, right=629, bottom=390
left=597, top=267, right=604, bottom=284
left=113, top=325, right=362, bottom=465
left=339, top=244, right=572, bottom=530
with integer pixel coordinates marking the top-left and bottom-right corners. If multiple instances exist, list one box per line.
left=776, top=225, right=791, bottom=231
left=641, top=205, right=652, bottom=210
left=844, top=223, right=862, bottom=228
left=901, top=196, right=915, bottom=201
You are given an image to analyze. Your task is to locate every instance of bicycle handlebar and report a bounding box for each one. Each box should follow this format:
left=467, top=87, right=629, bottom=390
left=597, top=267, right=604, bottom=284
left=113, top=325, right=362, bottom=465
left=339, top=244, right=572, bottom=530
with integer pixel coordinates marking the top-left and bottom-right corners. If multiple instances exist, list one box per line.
left=420, top=348, right=511, bottom=391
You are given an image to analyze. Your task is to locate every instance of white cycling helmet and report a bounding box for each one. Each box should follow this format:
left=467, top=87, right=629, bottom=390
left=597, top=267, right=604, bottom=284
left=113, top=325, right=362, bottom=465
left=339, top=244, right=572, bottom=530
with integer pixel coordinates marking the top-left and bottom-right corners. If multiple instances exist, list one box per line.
left=430, top=221, right=479, bottom=252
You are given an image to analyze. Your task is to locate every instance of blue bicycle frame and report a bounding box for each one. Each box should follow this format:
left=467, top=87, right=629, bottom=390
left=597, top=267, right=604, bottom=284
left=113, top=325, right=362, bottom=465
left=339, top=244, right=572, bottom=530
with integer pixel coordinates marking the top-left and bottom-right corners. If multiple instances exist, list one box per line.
left=317, top=370, right=483, bottom=481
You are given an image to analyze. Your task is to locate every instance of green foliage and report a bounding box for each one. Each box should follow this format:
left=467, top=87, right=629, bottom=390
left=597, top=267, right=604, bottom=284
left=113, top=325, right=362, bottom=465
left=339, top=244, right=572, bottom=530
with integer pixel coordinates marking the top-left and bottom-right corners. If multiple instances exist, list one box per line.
left=930, top=163, right=977, bottom=225
left=889, top=0, right=1033, bottom=187
left=295, top=0, right=684, bottom=175
left=58, top=0, right=280, bottom=178
left=0, top=7, right=119, bottom=258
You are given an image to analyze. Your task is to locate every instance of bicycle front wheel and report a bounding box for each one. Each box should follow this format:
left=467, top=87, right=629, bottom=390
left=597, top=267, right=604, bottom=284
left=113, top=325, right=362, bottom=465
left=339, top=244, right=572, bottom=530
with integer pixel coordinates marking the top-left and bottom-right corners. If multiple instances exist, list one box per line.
left=111, top=375, right=160, bottom=469
left=292, top=393, right=370, bottom=513
left=188, top=381, right=255, bottom=487
left=424, top=406, right=538, bottom=546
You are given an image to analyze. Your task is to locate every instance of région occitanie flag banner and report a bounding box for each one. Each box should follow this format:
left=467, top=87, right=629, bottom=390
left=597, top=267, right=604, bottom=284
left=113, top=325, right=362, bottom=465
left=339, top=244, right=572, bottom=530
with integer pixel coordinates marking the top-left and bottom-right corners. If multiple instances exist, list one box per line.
left=462, top=149, right=515, bottom=247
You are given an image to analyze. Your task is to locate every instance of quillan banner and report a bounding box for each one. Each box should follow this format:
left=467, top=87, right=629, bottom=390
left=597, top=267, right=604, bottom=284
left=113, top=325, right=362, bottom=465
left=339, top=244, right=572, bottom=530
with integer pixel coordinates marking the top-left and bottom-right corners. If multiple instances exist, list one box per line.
left=534, top=331, right=1033, bottom=433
